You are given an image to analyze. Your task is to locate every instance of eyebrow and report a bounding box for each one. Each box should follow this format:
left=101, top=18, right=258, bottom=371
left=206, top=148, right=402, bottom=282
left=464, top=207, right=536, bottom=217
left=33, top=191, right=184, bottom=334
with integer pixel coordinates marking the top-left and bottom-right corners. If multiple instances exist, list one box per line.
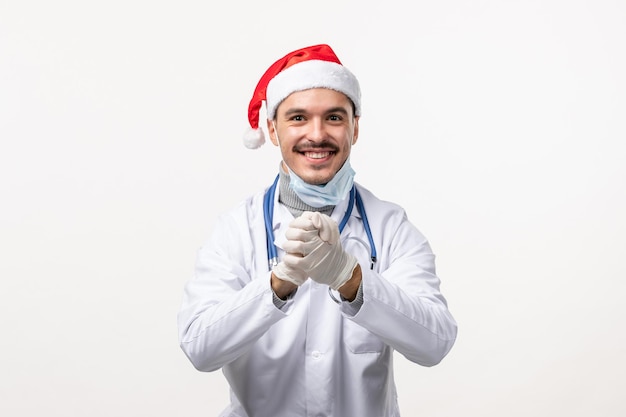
left=283, top=106, right=350, bottom=118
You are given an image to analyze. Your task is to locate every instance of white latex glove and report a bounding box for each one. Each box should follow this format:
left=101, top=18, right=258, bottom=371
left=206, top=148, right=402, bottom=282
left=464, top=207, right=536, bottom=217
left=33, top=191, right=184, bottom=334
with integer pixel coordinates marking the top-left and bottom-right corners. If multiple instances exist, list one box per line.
left=282, top=211, right=358, bottom=290
left=272, top=213, right=318, bottom=286
left=272, top=261, right=308, bottom=286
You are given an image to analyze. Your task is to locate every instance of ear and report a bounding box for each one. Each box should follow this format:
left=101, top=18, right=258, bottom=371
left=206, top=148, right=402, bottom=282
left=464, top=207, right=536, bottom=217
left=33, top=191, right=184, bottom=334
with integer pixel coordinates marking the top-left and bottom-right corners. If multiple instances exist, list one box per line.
left=351, top=116, right=360, bottom=145
left=266, top=119, right=279, bottom=146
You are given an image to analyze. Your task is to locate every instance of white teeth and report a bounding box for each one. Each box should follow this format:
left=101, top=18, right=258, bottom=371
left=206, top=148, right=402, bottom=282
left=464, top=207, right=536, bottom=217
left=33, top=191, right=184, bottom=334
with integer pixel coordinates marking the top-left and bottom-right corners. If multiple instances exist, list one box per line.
left=305, top=152, right=330, bottom=159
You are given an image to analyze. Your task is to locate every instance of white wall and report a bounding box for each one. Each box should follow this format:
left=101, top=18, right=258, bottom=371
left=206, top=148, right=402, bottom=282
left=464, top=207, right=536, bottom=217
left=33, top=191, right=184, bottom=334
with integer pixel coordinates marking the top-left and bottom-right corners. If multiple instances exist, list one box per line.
left=1, top=1, right=624, bottom=415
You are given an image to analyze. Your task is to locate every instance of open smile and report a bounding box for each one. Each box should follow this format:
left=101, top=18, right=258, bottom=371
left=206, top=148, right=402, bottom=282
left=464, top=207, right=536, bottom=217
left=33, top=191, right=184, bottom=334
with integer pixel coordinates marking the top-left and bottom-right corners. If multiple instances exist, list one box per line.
left=302, top=151, right=334, bottom=159
left=294, top=141, right=339, bottom=161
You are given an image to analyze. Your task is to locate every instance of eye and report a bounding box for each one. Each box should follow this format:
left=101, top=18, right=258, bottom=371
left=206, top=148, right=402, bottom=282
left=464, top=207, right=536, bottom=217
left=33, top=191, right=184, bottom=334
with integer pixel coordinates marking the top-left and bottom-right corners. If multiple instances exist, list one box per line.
left=290, top=115, right=305, bottom=122
left=327, top=114, right=347, bottom=124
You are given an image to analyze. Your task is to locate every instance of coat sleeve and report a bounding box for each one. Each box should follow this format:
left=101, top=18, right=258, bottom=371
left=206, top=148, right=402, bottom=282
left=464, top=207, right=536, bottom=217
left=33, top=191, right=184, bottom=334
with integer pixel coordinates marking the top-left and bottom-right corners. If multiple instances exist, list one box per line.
left=343, top=206, right=457, bottom=367
left=177, top=202, right=289, bottom=372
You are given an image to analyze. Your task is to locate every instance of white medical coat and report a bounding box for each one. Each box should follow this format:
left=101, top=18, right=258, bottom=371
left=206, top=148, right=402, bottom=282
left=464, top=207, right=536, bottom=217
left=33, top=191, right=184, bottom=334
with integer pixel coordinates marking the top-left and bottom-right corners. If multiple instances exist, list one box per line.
left=178, top=182, right=457, bottom=417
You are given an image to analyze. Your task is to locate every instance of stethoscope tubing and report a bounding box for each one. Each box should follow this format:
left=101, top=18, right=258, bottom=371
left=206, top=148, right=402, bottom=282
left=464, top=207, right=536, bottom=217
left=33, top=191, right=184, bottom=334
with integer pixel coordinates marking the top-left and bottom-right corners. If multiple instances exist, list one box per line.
left=263, top=175, right=377, bottom=271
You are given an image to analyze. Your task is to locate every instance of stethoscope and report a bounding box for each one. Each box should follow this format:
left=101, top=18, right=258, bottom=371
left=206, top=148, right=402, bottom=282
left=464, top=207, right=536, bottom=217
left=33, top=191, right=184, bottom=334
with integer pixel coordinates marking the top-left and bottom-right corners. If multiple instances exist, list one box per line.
left=263, top=174, right=377, bottom=272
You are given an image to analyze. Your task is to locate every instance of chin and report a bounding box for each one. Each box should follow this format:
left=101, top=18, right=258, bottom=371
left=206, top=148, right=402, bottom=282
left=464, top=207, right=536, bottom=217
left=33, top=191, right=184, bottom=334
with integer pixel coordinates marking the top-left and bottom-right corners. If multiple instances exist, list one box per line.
left=300, top=170, right=332, bottom=185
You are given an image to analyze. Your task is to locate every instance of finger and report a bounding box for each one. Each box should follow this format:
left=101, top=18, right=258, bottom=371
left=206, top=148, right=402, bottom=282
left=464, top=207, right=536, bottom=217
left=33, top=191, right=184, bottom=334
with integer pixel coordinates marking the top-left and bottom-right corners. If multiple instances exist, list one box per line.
left=282, top=239, right=304, bottom=255
left=289, top=211, right=316, bottom=230
left=282, top=252, right=306, bottom=269
left=283, top=238, right=321, bottom=256
left=309, top=212, right=323, bottom=229
left=314, top=213, right=339, bottom=243
left=285, top=226, right=319, bottom=242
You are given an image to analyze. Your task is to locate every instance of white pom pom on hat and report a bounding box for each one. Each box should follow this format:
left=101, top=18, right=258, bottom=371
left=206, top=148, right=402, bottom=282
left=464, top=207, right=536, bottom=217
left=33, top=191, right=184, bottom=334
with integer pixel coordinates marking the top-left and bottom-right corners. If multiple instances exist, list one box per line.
left=243, top=44, right=361, bottom=149
left=243, top=126, right=265, bottom=149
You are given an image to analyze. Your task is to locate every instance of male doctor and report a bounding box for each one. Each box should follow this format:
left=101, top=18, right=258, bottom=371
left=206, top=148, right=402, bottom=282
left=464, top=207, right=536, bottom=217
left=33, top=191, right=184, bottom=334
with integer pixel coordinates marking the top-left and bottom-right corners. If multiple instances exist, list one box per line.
left=178, top=44, right=457, bottom=417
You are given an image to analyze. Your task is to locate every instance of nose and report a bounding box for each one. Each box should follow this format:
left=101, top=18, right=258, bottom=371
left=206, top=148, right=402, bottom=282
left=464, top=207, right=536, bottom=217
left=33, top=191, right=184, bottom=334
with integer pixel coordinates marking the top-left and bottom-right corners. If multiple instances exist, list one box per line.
left=306, top=118, right=326, bottom=142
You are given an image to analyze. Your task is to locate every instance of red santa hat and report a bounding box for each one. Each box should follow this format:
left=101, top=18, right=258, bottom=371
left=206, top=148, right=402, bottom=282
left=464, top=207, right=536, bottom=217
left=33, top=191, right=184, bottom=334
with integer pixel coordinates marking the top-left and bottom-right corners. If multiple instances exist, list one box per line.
left=243, top=44, right=361, bottom=149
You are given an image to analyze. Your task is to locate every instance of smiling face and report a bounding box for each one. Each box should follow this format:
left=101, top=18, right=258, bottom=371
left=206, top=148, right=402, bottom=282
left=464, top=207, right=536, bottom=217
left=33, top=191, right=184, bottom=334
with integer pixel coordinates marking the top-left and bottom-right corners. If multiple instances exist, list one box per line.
left=267, top=88, right=359, bottom=185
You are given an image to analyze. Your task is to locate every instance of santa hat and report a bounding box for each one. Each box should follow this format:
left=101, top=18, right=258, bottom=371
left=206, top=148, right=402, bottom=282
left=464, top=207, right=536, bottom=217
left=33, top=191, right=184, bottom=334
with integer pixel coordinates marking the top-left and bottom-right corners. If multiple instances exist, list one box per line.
left=243, top=44, right=361, bottom=149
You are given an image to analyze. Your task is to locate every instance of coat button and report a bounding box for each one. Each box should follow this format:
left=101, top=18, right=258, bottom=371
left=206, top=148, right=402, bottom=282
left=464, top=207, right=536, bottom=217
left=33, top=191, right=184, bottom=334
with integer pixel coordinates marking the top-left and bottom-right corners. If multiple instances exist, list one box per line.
left=311, top=350, right=322, bottom=359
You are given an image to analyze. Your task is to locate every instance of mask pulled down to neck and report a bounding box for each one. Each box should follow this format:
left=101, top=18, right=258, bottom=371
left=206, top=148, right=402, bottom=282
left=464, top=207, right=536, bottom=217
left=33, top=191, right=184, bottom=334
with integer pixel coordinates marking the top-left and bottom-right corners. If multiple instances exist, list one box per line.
left=287, top=160, right=355, bottom=208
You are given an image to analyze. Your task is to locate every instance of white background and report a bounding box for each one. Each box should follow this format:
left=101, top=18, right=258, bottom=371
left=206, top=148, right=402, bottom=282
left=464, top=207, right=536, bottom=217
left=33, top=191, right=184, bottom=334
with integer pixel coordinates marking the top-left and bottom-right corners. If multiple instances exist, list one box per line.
left=1, top=0, right=625, bottom=415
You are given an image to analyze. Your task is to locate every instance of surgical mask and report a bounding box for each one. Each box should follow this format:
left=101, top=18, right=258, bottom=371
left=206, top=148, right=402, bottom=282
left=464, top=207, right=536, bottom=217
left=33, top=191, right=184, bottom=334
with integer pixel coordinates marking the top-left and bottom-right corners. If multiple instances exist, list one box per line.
left=287, top=160, right=355, bottom=208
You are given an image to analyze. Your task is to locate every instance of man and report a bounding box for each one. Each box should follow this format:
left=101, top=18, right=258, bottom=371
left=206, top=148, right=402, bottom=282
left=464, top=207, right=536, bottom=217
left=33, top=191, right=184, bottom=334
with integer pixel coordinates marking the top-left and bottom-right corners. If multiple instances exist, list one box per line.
left=178, top=44, right=457, bottom=417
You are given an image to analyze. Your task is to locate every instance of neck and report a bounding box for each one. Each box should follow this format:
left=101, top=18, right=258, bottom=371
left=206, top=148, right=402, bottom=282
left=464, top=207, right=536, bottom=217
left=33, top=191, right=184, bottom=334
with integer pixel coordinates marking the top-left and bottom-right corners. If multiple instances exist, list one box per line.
left=278, top=164, right=334, bottom=217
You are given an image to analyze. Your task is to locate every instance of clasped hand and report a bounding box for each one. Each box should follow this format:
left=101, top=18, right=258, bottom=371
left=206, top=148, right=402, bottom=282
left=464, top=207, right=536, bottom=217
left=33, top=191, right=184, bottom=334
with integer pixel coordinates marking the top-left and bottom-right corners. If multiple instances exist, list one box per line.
left=273, top=211, right=357, bottom=290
